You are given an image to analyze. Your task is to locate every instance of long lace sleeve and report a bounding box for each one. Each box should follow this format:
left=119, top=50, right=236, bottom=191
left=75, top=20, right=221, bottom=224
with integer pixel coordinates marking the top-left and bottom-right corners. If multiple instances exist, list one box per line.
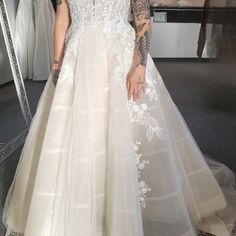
left=131, top=0, right=152, bottom=67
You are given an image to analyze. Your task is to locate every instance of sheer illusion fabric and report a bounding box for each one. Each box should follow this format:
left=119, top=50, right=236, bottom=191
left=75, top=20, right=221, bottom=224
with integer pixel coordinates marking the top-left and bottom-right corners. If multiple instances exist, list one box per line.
left=3, top=0, right=236, bottom=235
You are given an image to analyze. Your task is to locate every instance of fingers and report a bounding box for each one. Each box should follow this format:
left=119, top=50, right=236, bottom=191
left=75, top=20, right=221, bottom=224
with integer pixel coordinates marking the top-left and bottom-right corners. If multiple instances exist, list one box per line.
left=126, top=77, right=130, bottom=91
left=128, top=83, right=145, bottom=102
left=128, top=88, right=134, bottom=101
left=126, top=68, right=147, bottom=102
left=135, top=85, right=144, bottom=101
left=142, top=81, right=146, bottom=93
left=133, top=89, right=138, bottom=101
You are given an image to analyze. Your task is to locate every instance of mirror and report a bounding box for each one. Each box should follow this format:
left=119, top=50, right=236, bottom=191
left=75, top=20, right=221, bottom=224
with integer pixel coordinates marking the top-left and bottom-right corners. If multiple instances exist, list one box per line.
left=0, top=1, right=32, bottom=233
left=0, top=0, right=32, bottom=163
left=0, top=0, right=55, bottom=164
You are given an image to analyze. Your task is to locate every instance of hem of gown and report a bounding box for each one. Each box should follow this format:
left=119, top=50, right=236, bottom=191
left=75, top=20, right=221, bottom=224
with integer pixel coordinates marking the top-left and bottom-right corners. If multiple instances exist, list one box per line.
left=4, top=227, right=24, bottom=236
left=197, top=194, right=227, bottom=220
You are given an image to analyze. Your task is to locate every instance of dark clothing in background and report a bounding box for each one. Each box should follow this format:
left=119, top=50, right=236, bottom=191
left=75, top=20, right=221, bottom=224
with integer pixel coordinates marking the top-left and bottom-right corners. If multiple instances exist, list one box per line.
left=197, top=0, right=210, bottom=57
left=51, top=0, right=56, bottom=11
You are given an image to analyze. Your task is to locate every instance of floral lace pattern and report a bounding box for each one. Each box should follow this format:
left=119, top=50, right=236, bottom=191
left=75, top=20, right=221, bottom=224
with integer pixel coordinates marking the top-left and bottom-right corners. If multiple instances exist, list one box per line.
left=134, top=141, right=151, bottom=210
left=60, top=0, right=168, bottom=212
left=62, top=0, right=135, bottom=85
left=67, top=0, right=131, bottom=25
left=128, top=101, right=167, bottom=142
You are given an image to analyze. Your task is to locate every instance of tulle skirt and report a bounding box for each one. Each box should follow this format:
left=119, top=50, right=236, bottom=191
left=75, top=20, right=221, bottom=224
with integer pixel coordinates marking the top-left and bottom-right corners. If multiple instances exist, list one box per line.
left=2, top=22, right=236, bottom=236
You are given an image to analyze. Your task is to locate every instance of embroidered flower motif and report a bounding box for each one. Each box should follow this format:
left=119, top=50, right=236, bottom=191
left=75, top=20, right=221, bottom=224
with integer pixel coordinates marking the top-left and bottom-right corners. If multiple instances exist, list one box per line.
left=141, top=103, right=147, bottom=110
left=128, top=101, right=167, bottom=142
left=145, top=87, right=159, bottom=102
left=134, top=141, right=151, bottom=210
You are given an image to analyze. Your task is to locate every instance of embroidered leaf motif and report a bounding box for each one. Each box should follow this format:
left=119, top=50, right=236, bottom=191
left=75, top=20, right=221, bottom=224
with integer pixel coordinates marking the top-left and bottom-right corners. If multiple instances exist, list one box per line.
left=127, top=101, right=167, bottom=142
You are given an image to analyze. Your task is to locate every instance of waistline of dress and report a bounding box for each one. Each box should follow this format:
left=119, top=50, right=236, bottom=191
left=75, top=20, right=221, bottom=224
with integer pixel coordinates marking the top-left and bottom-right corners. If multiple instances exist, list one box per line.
left=69, top=18, right=131, bottom=29
left=65, top=17, right=135, bottom=45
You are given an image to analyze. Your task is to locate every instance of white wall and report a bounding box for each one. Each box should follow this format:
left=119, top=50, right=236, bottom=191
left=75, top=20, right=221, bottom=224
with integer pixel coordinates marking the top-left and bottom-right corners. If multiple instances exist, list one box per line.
left=150, top=21, right=203, bottom=58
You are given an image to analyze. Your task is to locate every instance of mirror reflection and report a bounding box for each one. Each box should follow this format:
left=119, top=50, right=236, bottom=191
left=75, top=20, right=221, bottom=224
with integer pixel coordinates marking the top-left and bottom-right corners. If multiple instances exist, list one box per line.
left=0, top=0, right=236, bottom=235
left=0, top=24, right=27, bottom=154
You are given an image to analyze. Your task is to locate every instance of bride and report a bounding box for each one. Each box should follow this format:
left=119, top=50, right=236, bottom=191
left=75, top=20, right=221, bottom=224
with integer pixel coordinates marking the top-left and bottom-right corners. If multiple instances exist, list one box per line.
left=2, top=0, right=236, bottom=235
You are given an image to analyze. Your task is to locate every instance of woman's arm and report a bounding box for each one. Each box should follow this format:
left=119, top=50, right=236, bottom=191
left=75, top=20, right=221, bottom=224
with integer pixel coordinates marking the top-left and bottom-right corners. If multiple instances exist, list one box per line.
left=126, top=0, right=152, bottom=101
left=131, top=0, right=152, bottom=68
left=52, top=0, right=71, bottom=84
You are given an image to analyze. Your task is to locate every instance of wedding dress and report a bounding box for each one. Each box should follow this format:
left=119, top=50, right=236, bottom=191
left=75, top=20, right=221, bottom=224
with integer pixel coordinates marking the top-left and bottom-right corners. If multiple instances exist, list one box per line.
left=14, top=0, right=55, bottom=80
left=2, top=0, right=236, bottom=236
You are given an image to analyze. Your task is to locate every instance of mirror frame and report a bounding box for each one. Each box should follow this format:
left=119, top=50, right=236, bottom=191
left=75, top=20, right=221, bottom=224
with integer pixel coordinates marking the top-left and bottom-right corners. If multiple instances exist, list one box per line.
left=0, top=0, right=32, bottom=163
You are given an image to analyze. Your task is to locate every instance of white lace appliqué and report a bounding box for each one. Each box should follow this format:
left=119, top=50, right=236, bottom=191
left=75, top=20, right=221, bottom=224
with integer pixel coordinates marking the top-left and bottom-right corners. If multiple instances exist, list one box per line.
left=134, top=141, right=151, bottom=210
left=128, top=101, right=167, bottom=142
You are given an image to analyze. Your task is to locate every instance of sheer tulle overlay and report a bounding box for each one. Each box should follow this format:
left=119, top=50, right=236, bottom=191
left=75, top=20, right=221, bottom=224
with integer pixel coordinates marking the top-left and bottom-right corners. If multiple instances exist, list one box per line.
left=2, top=0, right=236, bottom=236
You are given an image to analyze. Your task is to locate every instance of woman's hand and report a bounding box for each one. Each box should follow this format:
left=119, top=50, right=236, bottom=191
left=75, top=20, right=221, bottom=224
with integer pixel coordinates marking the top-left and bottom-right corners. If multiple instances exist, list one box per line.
left=126, top=64, right=147, bottom=102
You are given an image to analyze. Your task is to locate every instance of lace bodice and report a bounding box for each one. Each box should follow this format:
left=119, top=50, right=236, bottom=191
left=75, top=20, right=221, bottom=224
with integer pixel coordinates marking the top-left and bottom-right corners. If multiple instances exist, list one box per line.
left=67, top=0, right=131, bottom=26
